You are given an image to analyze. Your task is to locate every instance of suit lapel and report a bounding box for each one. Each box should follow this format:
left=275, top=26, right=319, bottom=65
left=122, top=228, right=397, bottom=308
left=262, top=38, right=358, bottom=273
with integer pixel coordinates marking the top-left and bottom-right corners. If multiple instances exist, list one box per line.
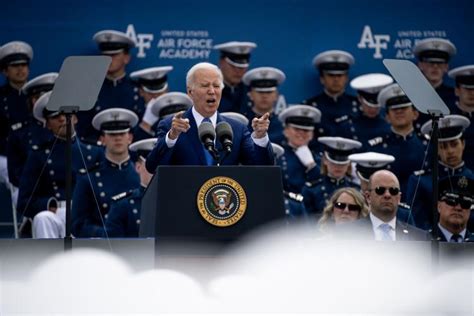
left=185, top=109, right=207, bottom=165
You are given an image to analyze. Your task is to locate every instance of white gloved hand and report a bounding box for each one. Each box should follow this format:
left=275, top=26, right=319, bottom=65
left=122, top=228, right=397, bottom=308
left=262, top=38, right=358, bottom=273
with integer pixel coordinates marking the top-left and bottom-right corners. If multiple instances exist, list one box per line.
left=294, top=145, right=316, bottom=168
left=142, top=98, right=159, bottom=126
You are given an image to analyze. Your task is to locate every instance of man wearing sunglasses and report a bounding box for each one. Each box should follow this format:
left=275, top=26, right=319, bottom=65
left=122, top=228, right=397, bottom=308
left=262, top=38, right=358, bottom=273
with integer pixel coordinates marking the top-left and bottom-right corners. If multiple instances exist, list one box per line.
left=341, top=170, right=429, bottom=241
left=432, top=175, right=473, bottom=242
left=406, top=115, right=473, bottom=230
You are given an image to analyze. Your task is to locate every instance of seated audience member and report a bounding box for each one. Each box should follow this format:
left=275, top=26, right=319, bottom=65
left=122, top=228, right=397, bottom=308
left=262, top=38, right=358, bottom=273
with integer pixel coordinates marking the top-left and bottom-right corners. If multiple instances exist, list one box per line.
left=349, top=151, right=415, bottom=225
left=131, top=66, right=173, bottom=139
left=242, top=66, right=287, bottom=145
left=72, top=108, right=140, bottom=237
left=302, top=136, right=361, bottom=215
left=145, top=62, right=274, bottom=170
left=105, top=138, right=155, bottom=237
left=413, top=37, right=457, bottom=118
left=213, top=41, right=256, bottom=113
left=0, top=41, right=33, bottom=184
left=448, top=65, right=474, bottom=170
left=318, top=187, right=369, bottom=234
left=340, top=170, right=430, bottom=241
left=368, top=83, right=428, bottom=198
left=17, top=91, right=103, bottom=238
left=432, top=175, right=473, bottom=242
left=134, top=91, right=192, bottom=141
left=276, top=105, right=322, bottom=194
left=76, top=29, right=142, bottom=144
left=339, top=73, right=392, bottom=149
left=406, top=115, right=473, bottom=230
left=302, top=50, right=358, bottom=137
left=7, top=72, right=57, bottom=204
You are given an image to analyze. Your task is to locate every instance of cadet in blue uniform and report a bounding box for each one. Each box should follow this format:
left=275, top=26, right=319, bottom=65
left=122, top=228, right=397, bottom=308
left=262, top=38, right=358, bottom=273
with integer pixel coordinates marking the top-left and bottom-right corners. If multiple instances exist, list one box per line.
left=270, top=143, right=307, bottom=218
left=134, top=91, right=192, bottom=142
left=242, top=67, right=286, bottom=145
left=72, top=108, right=140, bottom=237
left=105, top=138, right=155, bottom=237
left=276, top=105, right=322, bottom=194
left=16, top=91, right=103, bottom=238
left=302, top=50, right=359, bottom=138
left=302, top=136, right=361, bottom=216
left=432, top=175, right=474, bottom=242
left=7, top=72, right=57, bottom=189
left=338, top=73, right=392, bottom=149
left=413, top=38, right=457, bottom=130
left=0, top=41, right=33, bottom=182
left=447, top=65, right=474, bottom=170
left=76, top=30, right=144, bottom=144
left=368, top=83, right=428, bottom=198
left=405, top=115, right=473, bottom=230
left=348, top=151, right=415, bottom=225
left=213, top=41, right=256, bottom=113
left=131, top=66, right=173, bottom=140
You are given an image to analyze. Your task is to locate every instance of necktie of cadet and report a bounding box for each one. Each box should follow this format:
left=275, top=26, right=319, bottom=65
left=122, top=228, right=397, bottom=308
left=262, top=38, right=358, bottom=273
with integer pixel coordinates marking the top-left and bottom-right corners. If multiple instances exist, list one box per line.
left=202, top=118, right=214, bottom=166
left=379, top=223, right=393, bottom=241
left=450, top=234, right=462, bottom=243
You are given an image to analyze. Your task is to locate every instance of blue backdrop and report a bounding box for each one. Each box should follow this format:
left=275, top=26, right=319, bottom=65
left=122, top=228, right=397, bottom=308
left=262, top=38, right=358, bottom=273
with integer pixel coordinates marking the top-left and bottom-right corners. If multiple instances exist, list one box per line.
left=2, top=0, right=473, bottom=103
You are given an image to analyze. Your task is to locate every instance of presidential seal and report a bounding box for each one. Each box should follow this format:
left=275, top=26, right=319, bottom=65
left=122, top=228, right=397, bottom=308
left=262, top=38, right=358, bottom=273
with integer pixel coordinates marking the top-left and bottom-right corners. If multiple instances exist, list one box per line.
left=197, top=176, right=247, bottom=227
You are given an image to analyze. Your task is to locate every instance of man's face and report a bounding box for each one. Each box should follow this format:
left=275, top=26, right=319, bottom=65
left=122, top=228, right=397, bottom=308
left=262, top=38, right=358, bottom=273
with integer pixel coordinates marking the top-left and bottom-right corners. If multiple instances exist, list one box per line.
left=219, top=59, right=247, bottom=86
left=284, top=126, right=314, bottom=148
left=366, top=172, right=401, bottom=221
left=455, top=87, right=474, bottom=108
left=320, top=73, right=348, bottom=95
left=438, top=139, right=465, bottom=167
left=106, top=52, right=130, bottom=76
left=438, top=196, right=471, bottom=231
left=249, top=90, right=278, bottom=113
left=3, top=63, right=29, bottom=85
left=101, top=132, right=132, bottom=156
left=418, top=61, right=448, bottom=85
left=187, top=68, right=222, bottom=117
left=386, top=106, right=418, bottom=129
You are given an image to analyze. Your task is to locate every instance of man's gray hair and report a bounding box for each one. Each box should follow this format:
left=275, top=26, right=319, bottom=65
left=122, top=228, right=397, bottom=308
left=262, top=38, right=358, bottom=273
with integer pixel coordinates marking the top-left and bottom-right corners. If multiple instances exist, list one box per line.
left=186, top=62, right=224, bottom=90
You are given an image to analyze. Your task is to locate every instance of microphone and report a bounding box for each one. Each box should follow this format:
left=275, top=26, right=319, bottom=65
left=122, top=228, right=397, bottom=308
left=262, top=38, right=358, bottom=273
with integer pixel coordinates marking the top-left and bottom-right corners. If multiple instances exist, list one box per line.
left=198, top=121, right=216, bottom=153
left=216, top=121, right=233, bottom=153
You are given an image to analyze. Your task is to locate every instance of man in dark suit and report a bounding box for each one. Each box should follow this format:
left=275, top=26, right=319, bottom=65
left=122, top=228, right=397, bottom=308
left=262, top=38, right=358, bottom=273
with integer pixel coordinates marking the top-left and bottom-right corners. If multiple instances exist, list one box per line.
left=145, top=62, right=273, bottom=171
left=432, top=175, right=474, bottom=242
left=339, top=170, right=429, bottom=241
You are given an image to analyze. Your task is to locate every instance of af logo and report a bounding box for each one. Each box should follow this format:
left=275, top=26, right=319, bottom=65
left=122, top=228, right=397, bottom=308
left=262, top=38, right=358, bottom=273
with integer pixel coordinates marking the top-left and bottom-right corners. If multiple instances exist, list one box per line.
left=126, top=24, right=154, bottom=58
left=197, top=176, right=247, bottom=227
left=357, top=25, right=390, bottom=59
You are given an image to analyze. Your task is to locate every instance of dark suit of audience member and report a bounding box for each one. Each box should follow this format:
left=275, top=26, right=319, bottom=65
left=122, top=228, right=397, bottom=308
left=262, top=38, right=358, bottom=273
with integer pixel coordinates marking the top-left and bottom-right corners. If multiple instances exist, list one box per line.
left=339, top=170, right=429, bottom=241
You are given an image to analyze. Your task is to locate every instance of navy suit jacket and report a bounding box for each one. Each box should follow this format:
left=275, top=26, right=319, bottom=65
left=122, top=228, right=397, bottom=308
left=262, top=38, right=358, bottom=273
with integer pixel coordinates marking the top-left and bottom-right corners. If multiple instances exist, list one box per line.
left=146, top=108, right=274, bottom=172
left=337, top=216, right=430, bottom=241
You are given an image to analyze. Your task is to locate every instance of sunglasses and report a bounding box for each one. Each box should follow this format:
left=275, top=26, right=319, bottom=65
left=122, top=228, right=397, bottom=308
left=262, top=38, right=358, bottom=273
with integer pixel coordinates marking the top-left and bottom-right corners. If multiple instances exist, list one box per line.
left=442, top=197, right=472, bottom=210
left=371, top=186, right=400, bottom=196
left=334, top=202, right=362, bottom=212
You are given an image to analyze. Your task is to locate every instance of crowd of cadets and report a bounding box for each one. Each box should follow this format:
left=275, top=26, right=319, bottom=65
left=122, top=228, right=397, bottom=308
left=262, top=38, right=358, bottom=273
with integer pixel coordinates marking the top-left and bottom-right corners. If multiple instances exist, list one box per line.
left=0, top=30, right=473, bottom=239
